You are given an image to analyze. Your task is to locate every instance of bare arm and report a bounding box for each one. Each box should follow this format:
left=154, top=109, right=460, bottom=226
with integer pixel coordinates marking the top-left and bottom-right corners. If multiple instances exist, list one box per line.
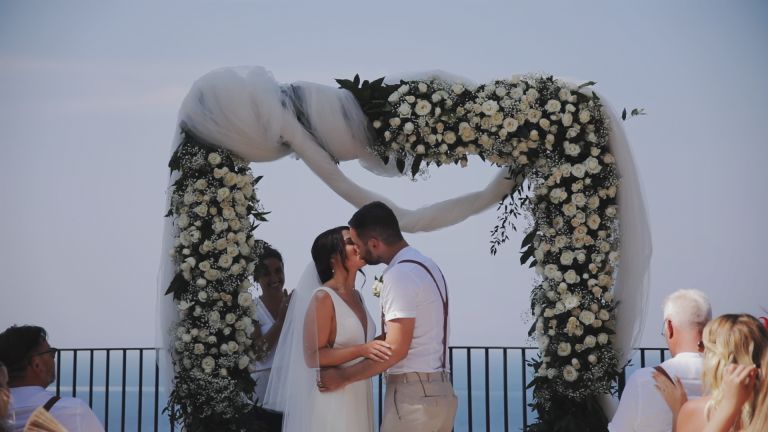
left=318, top=317, right=415, bottom=392
left=249, top=291, right=291, bottom=360
left=700, top=364, right=758, bottom=432
left=308, top=290, right=392, bottom=368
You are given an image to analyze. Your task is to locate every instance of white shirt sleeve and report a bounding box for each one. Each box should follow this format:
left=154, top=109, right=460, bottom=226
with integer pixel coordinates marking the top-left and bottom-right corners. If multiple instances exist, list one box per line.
left=382, top=267, right=419, bottom=321
left=608, top=371, right=639, bottom=432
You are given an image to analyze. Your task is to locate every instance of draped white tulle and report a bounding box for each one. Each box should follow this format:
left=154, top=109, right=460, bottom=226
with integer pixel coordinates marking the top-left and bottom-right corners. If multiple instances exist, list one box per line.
left=156, top=67, right=652, bottom=412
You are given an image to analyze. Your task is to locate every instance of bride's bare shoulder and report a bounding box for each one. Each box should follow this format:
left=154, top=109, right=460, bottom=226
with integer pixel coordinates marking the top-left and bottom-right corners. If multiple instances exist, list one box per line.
left=677, top=395, right=710, bottom=432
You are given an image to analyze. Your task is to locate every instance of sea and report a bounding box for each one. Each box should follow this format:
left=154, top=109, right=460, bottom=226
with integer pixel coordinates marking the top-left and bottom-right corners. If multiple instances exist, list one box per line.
left=43, top=348, right=667, bottom=432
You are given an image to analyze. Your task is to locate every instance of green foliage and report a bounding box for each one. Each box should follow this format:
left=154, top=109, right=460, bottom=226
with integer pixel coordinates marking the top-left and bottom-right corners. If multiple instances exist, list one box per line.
left=622, top=108, right=647, bottom=121
left=335, top=74, right=400, bottom=122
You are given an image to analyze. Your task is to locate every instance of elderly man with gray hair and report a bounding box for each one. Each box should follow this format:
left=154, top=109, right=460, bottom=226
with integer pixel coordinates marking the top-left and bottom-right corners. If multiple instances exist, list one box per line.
left=609, top=289, right=712, bottom=432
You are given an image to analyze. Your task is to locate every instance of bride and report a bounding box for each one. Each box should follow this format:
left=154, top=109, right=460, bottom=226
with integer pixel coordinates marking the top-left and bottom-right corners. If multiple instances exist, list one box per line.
left=262, top=226, right=392, bottom=432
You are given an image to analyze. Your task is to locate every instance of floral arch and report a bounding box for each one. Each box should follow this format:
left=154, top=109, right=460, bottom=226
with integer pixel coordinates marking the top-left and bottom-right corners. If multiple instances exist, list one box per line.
left=156, top=67, right=652, bottom=431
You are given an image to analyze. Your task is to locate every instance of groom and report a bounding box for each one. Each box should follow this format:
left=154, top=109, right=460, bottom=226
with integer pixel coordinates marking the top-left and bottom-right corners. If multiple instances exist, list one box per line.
left=318, top=201, right=458, bottom=432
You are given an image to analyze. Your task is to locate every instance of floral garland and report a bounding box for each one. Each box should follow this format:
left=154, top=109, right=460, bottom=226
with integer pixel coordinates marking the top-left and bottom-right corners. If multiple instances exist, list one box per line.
left=341, top=73, right=622, bottom=431
left=164, top=126, right=269, bottom=431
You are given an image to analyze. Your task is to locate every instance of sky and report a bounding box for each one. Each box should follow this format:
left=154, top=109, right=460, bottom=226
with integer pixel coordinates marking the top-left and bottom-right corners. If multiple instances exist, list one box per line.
left=1, top=1, right=767, bottom=351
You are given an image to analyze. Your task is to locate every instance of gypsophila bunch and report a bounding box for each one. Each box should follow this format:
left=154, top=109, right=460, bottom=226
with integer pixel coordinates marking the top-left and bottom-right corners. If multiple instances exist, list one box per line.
left=341, top=73, right=622, bottom=432
left=164, top=124, right=269, bottom=431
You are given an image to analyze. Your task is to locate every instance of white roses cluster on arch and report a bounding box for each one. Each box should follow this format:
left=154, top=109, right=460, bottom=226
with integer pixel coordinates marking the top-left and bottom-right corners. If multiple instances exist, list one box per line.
left=366, top=73, right=623, bottom=402
left=166, top=136, right=269, bottom=420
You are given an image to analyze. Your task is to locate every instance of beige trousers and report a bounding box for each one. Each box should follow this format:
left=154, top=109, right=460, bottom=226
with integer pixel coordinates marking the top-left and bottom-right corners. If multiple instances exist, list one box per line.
left=381, top=371, right=458, bottom=432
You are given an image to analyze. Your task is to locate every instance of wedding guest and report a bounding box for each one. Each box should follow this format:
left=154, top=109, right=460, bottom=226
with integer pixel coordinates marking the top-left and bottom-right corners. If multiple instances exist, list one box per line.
left=249, top=246, right=291, bottom=431
left=609, top=289, right=712, bottom=432
left=0, top=325, right=105, bottom=432
left=1, top=362, right=10, bottom=432
left=653, top=314, right=767, bottom=432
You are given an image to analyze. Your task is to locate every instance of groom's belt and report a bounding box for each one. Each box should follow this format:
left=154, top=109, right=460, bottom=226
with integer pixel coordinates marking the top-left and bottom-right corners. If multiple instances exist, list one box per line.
left=385, top=371, right=451, bottom=383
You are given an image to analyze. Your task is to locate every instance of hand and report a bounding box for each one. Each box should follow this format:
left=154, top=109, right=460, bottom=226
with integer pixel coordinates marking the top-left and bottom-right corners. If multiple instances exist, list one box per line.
left=652, top=372, right=688, bottom=416
left=719, top=363, right=758, bottom=412
left=318, top=367, right=348, bottom=393
left=358, top=340, right=392, bottom=362
left=277, top=289, right=292, bottom=323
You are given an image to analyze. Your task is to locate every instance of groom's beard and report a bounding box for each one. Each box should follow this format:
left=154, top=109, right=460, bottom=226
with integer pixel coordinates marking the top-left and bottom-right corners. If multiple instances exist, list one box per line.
left=360, top=248, right=382, bottom=266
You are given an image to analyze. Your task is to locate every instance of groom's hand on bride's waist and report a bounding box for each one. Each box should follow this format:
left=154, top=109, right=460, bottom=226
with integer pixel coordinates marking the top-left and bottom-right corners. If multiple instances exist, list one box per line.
left=318, top=367, right=347, bottom=392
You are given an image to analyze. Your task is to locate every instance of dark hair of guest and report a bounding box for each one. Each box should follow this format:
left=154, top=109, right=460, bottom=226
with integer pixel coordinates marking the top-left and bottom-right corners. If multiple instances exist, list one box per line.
left=348, top=201, right=404, bottom=246
left=0, top=325, right=48, bottom=379
left=311, top=226, right=351, bottom=284
left=262, top=245, right=283, bottom=267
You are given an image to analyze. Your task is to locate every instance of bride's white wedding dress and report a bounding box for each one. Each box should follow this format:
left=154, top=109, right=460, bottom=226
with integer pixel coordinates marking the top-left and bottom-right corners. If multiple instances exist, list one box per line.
left=307, top=287, right=375, bottom=432
left=262, top=263, right=376, bottom=432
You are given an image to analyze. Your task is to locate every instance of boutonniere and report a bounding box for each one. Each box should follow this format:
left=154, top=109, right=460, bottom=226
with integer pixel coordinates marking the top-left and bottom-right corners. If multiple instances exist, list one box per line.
left=372, top=275, right=383, bottom=298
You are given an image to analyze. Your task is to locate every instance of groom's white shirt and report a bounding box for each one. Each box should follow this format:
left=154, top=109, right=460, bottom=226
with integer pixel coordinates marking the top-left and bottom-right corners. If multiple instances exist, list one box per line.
left=381, top=246, right=450, bottom=374
left=609, top=352, right=704, bottom=432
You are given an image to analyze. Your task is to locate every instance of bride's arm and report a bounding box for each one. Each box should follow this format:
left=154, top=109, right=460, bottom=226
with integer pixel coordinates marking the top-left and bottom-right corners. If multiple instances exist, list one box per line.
left=305, top=290, right=391, bottom=367
left=318, top=317, right=415, bottom=392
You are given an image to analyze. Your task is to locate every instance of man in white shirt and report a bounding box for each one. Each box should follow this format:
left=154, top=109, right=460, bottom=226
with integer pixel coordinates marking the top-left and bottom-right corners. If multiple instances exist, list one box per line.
left=609, top=289, right=712, bottom=432
left=0, top=325, right=105, bottom=432
left=318, top=201, right=458, bottom=432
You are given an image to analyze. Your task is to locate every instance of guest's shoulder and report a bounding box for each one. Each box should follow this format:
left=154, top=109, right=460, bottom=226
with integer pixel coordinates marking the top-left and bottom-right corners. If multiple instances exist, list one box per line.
left=677, top=396, right=709, bottom=432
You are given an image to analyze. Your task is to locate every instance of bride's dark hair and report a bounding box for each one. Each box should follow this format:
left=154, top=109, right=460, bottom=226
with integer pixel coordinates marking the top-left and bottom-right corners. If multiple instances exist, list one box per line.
left=311, top=226, right=351, bottom=283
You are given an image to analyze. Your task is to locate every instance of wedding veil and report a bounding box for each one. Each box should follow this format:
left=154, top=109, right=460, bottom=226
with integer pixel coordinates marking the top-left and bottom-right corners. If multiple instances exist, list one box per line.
left=262, top=262, right=321, bottom=431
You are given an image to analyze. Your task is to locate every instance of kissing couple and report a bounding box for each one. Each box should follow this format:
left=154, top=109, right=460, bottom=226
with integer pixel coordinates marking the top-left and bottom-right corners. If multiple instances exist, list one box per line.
left=262, top=201, right=458, bottom=432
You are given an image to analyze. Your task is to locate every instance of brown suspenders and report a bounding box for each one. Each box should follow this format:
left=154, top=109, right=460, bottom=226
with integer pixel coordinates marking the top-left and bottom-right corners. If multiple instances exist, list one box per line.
left=380, top=259, right=449, bottom=370
left=43, top=396, right=61, bottom=411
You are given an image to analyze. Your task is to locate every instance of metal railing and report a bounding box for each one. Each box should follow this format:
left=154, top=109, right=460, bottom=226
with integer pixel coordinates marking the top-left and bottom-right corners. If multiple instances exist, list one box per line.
left=48, top=347, right=668, bottom=432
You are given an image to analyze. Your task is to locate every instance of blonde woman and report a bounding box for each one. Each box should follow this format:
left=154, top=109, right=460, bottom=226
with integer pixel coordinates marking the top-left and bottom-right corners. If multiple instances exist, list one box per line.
left=653, top=314, right=767, bottom=432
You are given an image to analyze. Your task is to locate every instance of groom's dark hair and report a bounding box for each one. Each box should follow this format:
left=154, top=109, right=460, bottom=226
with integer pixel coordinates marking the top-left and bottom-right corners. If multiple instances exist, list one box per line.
left=348, top=201, right=404, bottom=246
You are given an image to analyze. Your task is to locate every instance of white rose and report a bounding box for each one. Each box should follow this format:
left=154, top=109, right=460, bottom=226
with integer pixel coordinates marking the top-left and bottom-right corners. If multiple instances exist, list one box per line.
left=414, top=100, right=432, bottom=116
left=387, top=91, right=400, bottom=104
left=587, top=213, right=601, bottom=230
left=561, top=112, right=573, bottom=127
left=398, top=84, right=410, bottom=94
left=564, top=270, right=580, bottom=284
left=547, top=368, right=557, bottom=379
left=544, top=308, right=555, bottom=318
left=544, top=264, right=559, bottom=279
left=560, top=250, right=574, bottom=265
left=563, top=365, right=579, bottom=382
left=585, top=157, right=602, bottom=174
left=565, top=296, right=580, bottom=310
left=566, top=127, right=580, bottom=139
left=603, top=153, right=615, bottom=164
left=562, top=202, right=577, bottom=217
left=571, top=164, right=587, bottom=178
left=227, top=341, right=239, bottom=353
left=587, top=196, right=600, bottom=210
left=195, top=344, right=206, bottom=355
left=605, top=206, right=618, bottom=218
left=597, top=333, right=609, bottom=345
left=564, top=142, right=581, bottom=156
left=238, top=292, right=253, bottom=307
left=558, top=89, right=571, bottom=101
left=195, top=278, right=206, bottom=288
left=579, top=310, right=596, bottom=325
left=572, top=193, right=587, bottom=207
left=218, top=254, right=232, bottom=268
left=545, top=100, right=562, bottom=113
left=452, top=84, right=464, bottom=94
left=584, top=335, right=597, bottom=348
left=238, top=355, right=251, bottom=370
left=579, top=110, right=591, bottom=123
left=481, top=100, right=499, bottom=115
left=397, top=103, right=411, bottom=116
left=198, top=291, right=208, bottom=302
left=204, top=269, right=221, bottom=281
left=526, top=109, right=542, bottom=123
left=588, top=354, right=598, bottom=364
left=216, top=188, right=231, bottom=202
left=208, top=153, right=222, bottom=165
left=557, top=342, right=572, bottom=357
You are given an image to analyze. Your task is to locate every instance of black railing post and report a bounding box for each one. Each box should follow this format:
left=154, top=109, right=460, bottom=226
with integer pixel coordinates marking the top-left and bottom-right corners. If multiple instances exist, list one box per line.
left=121, top=350, right=127, bottom=432
left=484, top=348, right=490, bottom=432
left=640, top=349, right=646, bottom=368
left=503, top=349, right=508, bottom=432
left=105, top=350, right=110, bottom=432
left=521, top=348, right=527, bottom=428
left=138, top=350, right=143, bottom=432
left=154, top=362, right=159, bottom=432
left=56, top=351, right=62, bottom=397
left=89, top=350, right=94, bottom=408
left=467, top=348, right=473, bottom=432
left=73, top=350, right=78, bottom=398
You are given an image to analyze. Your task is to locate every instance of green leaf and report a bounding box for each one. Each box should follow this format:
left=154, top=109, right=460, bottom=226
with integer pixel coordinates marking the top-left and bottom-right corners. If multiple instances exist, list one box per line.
left=520, top=245, right=535, bottom=265
left=621, top=108, right=627, bottom=121
left=578, top=81, right=597, bottom=89
left=528, top=321, right=538, bottom=337
left=165, top=208, right=174, bottom=218
left=411, top=154, right=423, bottom=178
left=165, top=272, right=187, bottom=299
left=396, top=157, right=405, bottom=174
left=521, top=228, right=538, bottom=249
left=253, top=175, right=264, bottom=185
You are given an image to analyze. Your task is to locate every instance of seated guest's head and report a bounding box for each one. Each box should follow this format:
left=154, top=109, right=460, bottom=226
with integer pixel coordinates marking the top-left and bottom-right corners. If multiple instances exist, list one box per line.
left=0, top=325, right=56, bottom=389
left=701, top=314, right=768, bottom=430
left=661, top=289, right=712, bottom=356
